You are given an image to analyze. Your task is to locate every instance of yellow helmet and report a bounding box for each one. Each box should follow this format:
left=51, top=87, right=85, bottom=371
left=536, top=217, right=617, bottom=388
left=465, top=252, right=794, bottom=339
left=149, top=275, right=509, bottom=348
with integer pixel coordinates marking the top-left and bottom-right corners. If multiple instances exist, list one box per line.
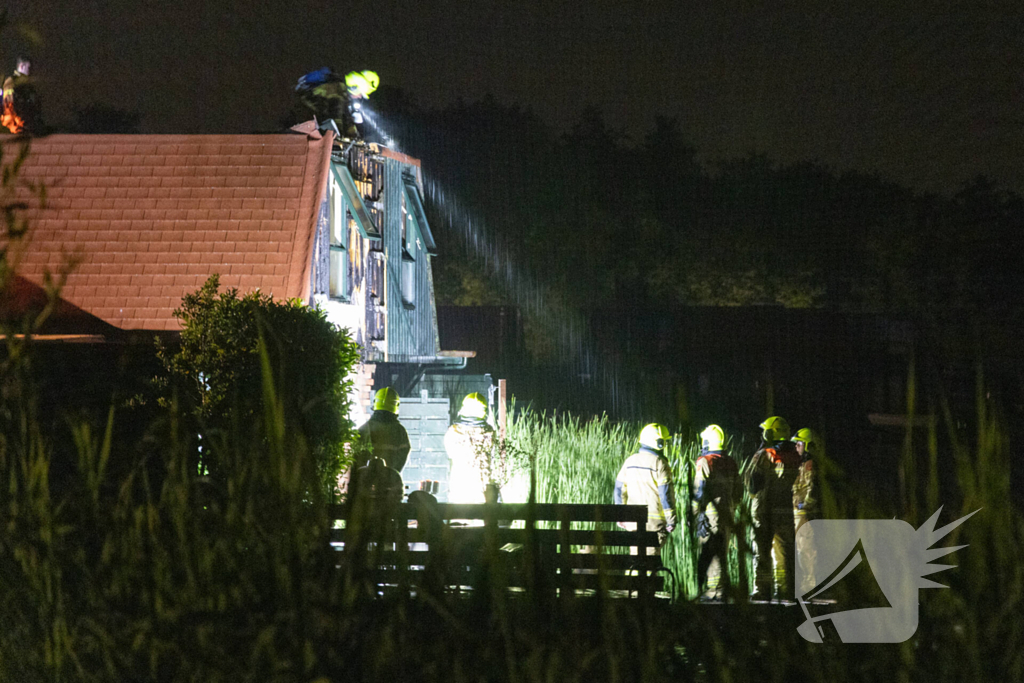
left=700, top=424, right=725, bottom=452
left=345, top=70, right=380, bottom=98
left=373, top=387, right=400, bottom=414
left=459, top=392, right=488, bottom=420
left=791, top=428, right=821, bottom=455
left=639, top=423, right=671, bottom=451
left=760, top=416, right=791, bottom=442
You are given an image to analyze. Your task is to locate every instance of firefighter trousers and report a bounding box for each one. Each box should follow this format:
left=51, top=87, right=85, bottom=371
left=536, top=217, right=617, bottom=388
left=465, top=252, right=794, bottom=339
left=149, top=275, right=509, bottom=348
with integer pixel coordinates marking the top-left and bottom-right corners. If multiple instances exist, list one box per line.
left=795, top=513, right=816, bottom=597
left=697, top=529, right=730, bottom=599
left=753, top=514, right=795, bottom=600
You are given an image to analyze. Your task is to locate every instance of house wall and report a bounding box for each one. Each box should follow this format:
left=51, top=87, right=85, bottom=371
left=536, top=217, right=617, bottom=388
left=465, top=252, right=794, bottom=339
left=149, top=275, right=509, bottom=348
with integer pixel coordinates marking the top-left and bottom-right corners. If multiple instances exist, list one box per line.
left=311, top=162, right=384, bottom=359
left=381, top=158, right=440, bottom=362
left=309, top=144, right=442, bottom=425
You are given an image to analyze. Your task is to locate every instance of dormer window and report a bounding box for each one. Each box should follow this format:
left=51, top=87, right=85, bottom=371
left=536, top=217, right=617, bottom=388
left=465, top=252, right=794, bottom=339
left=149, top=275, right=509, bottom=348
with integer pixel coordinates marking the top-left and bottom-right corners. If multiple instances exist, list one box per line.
left=328, top=176, right=349, bottom=300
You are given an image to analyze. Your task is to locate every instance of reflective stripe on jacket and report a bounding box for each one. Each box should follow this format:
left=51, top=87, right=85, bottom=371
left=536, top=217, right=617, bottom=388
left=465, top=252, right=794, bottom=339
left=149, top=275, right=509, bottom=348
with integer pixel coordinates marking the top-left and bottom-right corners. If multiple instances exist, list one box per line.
left=792, top=457, right=818, bottom=518
left=445, top=422, right=495, bottom=505
left=614, top=447, right=677, bottom=529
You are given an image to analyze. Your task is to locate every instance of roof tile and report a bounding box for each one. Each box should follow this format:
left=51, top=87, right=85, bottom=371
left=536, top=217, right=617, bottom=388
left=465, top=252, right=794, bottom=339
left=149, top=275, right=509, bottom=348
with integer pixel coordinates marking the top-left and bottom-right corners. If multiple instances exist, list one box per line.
left=10, top=132, right=337, bottom=331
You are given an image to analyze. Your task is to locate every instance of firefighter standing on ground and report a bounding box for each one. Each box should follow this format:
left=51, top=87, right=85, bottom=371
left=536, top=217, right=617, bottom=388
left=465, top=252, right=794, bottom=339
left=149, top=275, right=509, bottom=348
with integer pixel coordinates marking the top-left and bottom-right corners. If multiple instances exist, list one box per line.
left=358, top=387, right=411, bottom=473
left=692, top=424, right=739, bottom=599
left=791, top=427, right=822, bottom=596
left=614, top=423, right=678, bottom=556
left=445, top=393, right=496, bottom=505
left=744, top=416, right=802, bottom=600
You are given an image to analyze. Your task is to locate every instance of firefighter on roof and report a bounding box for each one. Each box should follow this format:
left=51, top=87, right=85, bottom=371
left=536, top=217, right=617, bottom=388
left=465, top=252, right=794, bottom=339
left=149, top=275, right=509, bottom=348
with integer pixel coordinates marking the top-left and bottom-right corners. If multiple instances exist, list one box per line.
left=2, top=57, right=39, bottom=134
left=343, top=70, right=378, bottom=130
left=745, top=416, right=802, bottom=600
left=295, top=67, right=379, bottom=138
left=345, top=70, right=379, bottom=99
left=614, top=423, right=678, bottom=556
left=692, top=424, right=739, bottom=599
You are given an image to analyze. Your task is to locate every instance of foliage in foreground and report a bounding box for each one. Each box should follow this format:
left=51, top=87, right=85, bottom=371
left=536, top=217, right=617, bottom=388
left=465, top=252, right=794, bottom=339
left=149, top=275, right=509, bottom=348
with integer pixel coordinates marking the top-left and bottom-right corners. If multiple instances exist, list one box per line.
left=156, top=274, right=362, bottom=492
left=2, top=332, right=1022, bottom=681
left=503, top=404, right=1023, bottom=680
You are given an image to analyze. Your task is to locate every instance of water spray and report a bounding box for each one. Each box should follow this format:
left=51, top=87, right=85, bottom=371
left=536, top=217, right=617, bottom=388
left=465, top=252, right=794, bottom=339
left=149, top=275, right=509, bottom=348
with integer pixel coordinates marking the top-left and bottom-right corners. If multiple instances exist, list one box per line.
left=362, top=107, right=640, bottom=417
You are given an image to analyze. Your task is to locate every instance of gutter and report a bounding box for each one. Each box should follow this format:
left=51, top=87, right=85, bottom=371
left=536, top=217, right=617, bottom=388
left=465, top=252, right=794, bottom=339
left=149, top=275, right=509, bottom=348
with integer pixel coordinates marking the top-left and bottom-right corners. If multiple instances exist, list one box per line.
left=401, top=350, right=474, bottom=370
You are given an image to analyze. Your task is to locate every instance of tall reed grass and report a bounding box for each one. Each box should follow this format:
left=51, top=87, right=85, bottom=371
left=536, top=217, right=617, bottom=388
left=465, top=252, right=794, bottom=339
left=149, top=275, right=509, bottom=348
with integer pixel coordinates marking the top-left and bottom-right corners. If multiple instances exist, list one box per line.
left=2, top=337, right=1022, bottom=680
left=502, top=409, right=751, bottom=599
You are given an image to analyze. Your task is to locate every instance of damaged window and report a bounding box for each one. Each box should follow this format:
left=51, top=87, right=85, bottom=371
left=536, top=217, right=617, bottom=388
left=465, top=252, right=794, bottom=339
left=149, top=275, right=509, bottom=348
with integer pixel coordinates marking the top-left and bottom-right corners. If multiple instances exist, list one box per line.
left=329, top=176, right=348, bottom=300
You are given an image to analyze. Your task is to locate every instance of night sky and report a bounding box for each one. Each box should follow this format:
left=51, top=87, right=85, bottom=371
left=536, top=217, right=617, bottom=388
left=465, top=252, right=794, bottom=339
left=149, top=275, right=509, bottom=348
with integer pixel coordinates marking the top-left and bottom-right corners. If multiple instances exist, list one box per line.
left=6, top=1, right=1023, bottom=195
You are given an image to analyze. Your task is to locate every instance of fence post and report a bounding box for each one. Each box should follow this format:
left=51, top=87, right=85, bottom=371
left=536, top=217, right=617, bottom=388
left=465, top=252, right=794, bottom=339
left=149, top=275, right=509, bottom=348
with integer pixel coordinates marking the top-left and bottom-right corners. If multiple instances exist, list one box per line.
left=396, top=504, right=410, bottom=595
left=559, top=505, right=572, bottom=600
left=498, top=379, right=507, bottom=438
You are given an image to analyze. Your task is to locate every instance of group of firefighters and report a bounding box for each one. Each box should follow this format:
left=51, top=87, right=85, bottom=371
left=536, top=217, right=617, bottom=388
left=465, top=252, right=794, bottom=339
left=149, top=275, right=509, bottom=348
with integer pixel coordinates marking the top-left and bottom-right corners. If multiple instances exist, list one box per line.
left=349, top=388, right=497, bottom=507
left=351, top=387, right=819, bottom=603
left=616, top=418, right=819, bottom=602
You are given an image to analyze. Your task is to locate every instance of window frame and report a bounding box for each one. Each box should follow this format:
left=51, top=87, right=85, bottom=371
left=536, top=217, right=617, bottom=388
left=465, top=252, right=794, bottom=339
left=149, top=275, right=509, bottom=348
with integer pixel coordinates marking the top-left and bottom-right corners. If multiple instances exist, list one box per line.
left=328, top=176, right=350, bottom=301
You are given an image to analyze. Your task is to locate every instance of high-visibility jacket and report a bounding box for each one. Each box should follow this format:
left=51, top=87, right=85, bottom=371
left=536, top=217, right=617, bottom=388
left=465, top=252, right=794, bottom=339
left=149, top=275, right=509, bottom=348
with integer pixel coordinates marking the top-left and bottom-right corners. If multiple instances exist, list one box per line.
left=792, top=455, right=818, bottom=520
left=614, top=446, right=677, bottom=531
left=691, top=451, right=739, bottom=532
left=445, top=420, right=495, bottom=505
left=357, top=410, right=411, bottom=472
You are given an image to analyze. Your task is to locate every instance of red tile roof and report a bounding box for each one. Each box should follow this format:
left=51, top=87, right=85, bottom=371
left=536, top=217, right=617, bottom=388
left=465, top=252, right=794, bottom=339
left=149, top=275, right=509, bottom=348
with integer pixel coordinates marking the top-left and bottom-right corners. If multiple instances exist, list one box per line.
left=4, top=129, right=334, bottom=331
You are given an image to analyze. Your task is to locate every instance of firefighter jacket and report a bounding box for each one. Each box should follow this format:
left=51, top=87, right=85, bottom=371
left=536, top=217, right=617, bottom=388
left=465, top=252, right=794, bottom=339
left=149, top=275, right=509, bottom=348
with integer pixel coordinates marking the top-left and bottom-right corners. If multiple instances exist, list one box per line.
left=358, top=410, right=412, bottom=472
left=691, top=451, right=739, bottom=533
left=1, top=73, right=39, bottom=134
left=614, top=446, right=678, bottom=532
left=445, top=419, right=495, bottom=505
left=745, top=441, right=801, bottom=525
left=792, top=455, right=818, bottom=520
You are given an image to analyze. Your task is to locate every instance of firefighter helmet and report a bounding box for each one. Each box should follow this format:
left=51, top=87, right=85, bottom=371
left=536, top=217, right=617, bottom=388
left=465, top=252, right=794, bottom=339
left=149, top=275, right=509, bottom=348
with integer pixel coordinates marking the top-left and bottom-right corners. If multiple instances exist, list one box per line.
left=373, top=387, right=400, bottom=414
left=791, top=428, right=821, bottom=456
left=345, top=70, right=380, bottom=99
left=639, top=423, right=671, bottom=451
left=760, top=416, right=791, bottom=442
left=459, top=392, right=488, bottom=420
left=700, top=424, right=725, bottom=452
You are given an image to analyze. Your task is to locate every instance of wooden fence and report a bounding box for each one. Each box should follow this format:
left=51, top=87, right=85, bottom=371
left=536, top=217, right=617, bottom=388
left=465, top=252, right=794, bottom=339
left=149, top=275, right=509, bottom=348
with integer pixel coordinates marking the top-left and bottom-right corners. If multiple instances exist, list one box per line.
left=329, top=502, right=667, bottom=599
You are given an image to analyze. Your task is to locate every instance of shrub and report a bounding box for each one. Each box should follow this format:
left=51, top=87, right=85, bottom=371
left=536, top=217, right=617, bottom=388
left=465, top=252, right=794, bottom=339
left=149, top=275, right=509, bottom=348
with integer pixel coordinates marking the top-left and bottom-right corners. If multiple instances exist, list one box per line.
left=156, top=274, right=361, bottom=494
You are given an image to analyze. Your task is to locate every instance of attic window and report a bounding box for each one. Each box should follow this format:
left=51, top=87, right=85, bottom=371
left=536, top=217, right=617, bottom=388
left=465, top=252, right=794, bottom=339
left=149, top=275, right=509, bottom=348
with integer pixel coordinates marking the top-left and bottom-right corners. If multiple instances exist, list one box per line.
left=328, top=177, right=349, bottom=300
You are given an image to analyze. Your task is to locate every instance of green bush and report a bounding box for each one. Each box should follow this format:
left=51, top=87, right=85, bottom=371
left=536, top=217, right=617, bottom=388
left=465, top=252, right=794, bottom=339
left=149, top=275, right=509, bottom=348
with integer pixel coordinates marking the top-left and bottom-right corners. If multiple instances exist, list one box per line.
left=156, top=274, right=362, bottom=494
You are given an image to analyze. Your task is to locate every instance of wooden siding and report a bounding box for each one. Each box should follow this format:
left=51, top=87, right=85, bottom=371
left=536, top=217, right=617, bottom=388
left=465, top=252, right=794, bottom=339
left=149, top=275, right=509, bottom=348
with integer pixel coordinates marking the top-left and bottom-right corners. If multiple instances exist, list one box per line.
left=313, top=143, right=438, bottom=363
left=382, top=157, right=439, bottom=361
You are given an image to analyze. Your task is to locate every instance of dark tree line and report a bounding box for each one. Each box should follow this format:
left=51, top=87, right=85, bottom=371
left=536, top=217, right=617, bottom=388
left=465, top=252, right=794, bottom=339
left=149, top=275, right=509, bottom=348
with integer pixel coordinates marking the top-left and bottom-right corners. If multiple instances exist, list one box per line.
left=370, top=89, right=1024, bottom=329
